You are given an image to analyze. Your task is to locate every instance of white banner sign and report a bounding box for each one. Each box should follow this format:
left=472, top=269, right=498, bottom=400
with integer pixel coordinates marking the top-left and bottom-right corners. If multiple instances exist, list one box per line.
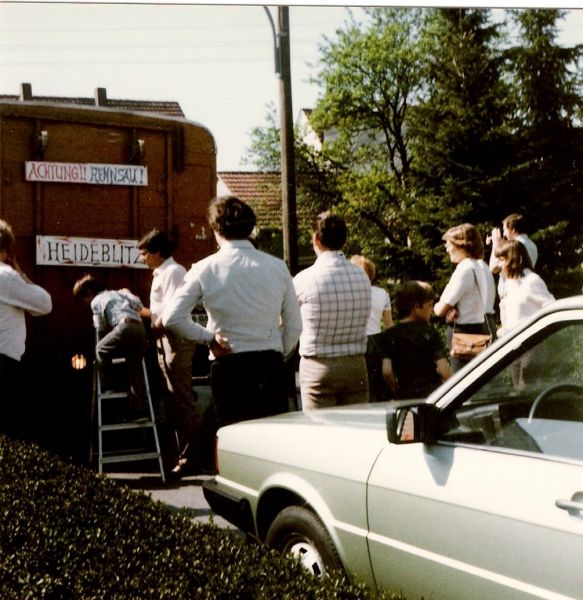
left=36, top=235, right=147, bottom=269
left=25, top=161, right=148, bottom=187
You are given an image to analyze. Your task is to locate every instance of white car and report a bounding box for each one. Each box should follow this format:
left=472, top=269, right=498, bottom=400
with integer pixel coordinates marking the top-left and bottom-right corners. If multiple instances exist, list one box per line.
left=203, top=297, right=583, bottom=599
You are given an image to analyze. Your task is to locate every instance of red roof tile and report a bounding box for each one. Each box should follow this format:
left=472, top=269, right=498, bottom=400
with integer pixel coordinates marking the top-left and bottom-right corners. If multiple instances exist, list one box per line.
left=218, top=171, right=312, bottom=231
left=218, top=172, right=283, bottom=229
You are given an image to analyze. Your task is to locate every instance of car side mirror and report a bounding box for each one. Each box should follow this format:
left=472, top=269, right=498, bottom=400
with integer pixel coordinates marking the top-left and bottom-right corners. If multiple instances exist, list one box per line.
left=386, top=402, right=440, bottom=444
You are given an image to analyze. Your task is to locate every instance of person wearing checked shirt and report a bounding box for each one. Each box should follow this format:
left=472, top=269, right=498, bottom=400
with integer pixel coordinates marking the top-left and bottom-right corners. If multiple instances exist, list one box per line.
left=293, top=211, right=371, bottom=410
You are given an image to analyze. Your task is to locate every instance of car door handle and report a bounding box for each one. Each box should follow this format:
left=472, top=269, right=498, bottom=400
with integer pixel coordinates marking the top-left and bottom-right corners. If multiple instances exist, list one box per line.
left=556, top=499, right=583, bottom=514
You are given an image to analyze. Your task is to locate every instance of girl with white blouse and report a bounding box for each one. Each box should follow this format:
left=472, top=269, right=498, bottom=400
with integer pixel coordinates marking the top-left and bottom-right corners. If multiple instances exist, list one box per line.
left=494, top=239, right=554, bottom=337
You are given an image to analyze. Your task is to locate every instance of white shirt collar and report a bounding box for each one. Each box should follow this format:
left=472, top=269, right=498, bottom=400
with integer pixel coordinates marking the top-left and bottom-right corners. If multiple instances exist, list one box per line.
left=153, top=256, right=175, bottom=277
left=218, top=239, right=256, bottom=251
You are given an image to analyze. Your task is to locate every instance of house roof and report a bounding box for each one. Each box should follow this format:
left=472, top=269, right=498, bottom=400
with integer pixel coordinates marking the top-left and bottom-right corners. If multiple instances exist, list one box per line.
left=217, top=171, right=313, bottom=232
left=0, top=84, right=184, bottom=118
left=218, top=172, right=284, bottom=229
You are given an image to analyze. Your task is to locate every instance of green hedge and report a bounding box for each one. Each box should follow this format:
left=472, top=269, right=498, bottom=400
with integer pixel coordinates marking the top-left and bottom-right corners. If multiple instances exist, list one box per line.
left=0, top=436, right=398, bottom=599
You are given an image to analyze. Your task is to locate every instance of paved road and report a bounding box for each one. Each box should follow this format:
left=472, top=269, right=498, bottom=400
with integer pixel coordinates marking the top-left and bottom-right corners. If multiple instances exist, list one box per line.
left=108, top=472, right=235, bottom=529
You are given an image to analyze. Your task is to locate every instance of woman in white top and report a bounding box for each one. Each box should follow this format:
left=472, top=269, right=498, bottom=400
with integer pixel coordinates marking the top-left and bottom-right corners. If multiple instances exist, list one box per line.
left=350, top=255, right=393, bottom=333
left=495, top=239, right=554, bottom=337
left=350, top=255, right=393, bottom=401
left=434, top=223, right=496, bottom=373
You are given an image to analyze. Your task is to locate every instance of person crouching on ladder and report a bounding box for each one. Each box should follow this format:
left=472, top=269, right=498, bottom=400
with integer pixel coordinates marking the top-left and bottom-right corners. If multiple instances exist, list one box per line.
left=73, top=274, right=148, bottom=421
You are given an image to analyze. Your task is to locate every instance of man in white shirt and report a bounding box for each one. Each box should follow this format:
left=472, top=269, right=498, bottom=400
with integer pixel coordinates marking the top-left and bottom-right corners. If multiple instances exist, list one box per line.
left=0, top=219, right=52, bottom=437
left=489, top=213, right=538, bottom=273
left=293, top=212, right=371, bottom=409
left=139, top=229, right=203, bottom=477
left=163, top=196, right=302, bottom=427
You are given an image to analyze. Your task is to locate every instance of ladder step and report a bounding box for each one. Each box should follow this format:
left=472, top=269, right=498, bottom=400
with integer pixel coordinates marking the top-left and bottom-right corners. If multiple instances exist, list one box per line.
left=100, top=452, right=162, bottom=465
left=101, top=421, right=154, bottom=432
left=99, top=391, right=128, bottom=399
left=93, top=351, right=165, bottom=482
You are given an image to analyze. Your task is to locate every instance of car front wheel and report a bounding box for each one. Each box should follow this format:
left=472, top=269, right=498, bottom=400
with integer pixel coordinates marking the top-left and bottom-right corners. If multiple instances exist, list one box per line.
left=265, top=505, right=343, bottom=577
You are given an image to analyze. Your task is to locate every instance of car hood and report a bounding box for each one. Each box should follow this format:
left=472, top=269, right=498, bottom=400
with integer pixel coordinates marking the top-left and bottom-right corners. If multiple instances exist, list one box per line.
left=215, top=403, right=396, bottom=487
left=223, top=401, right=393, bottom=432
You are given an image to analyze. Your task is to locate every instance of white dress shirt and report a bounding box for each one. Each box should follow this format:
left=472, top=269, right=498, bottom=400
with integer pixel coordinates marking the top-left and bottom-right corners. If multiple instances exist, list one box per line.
left=515, top=234, right=538, bottom=267
left=439, top=258, right=495, bottom=324
left=293, top=251, right=371, bottom=357
left=0, top=262, right=52, bottom=360
left=150, top=257, right=186, bottom=324
left=162, top=239, right=302, bottom=356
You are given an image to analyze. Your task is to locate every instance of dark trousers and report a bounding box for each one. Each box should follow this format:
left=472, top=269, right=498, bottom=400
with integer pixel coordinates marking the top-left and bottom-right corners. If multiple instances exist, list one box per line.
left=0, top=353, right=21, bottom=438
left=210, top=350, right=287, bottom=428
left=366, top=334, right=391, bottom=402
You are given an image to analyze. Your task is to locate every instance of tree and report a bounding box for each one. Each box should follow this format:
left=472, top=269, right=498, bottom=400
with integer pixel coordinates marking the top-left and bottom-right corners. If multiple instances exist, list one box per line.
left=504, top=9, right=583, bottom=295
left=409, top=8, right=516, bottom=283
left=244, top=7, right=583, bottom=294
left=303, top=7, right=427, bottom=279
left=242, top=103, right=281, bottom=171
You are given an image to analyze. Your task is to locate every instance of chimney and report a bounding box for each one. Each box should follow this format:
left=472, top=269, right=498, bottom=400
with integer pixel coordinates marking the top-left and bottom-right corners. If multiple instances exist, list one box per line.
left=95, top=87, right=108, bottom=107
left=20, top=83, right=33, bottom=101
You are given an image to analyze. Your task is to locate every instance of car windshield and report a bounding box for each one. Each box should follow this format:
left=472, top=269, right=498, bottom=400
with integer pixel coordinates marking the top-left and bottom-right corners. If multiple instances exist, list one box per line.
left=440, top=321, right=583, bottom=461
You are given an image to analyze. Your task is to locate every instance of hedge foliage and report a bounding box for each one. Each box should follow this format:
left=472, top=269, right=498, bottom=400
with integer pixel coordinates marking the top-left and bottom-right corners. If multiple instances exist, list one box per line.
left=0, top=436, right=398, bottom=599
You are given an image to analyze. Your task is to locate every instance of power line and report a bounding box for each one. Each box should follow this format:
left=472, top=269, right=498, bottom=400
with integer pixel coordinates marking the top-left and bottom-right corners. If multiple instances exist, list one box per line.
left=0, top=20, right=343, bottom=34
left=0, top=35, right=322, bottom=52
left=0, top=54, right=317, bottom=67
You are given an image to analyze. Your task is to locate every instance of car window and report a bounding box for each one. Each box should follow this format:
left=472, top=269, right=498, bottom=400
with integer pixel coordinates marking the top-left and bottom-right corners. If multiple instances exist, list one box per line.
left=440, top=322, right=583, bottom=460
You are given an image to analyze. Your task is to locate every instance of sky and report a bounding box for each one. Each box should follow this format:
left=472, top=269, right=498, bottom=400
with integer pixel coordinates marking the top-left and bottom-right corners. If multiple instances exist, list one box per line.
left=1, top=2, right=582, bottom=172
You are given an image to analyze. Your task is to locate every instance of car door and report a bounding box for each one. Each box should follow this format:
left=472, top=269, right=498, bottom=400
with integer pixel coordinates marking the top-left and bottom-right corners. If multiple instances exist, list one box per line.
left=367, top=315, right=583, bottom=600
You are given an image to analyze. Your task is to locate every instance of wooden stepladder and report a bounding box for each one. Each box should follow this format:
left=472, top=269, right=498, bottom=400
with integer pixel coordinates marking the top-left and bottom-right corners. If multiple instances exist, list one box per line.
left=91, top=354, right=166, bottom=483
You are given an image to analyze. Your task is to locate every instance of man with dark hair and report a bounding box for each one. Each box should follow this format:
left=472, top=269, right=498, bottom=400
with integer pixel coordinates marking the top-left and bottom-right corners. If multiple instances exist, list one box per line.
left=162, top=196, right=301, bottom=427
left=207, top=195, right=257, bottom=240
left=293, top=211, right=371, bottom=409
left=490, top=212, right=538, bottom=274
left=138, top=228, right=202, bottom=476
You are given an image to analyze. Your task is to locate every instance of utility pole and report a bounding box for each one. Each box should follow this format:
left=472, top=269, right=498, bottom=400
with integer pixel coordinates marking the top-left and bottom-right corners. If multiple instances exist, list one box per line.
left=264, top=5, right=298, bottom=274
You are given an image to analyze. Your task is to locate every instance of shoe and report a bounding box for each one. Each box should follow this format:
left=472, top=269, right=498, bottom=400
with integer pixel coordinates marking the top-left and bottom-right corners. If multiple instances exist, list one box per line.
left=168, top=457, right=201, bottom=479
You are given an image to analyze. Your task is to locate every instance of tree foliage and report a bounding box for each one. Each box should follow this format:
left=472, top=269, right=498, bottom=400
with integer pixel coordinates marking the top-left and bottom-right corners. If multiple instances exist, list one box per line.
left=409, top=8, right=516, bottom=282
left=503, top=9, right=583, bottom=295
left=245, top=7, right=583, bottom=295
left=308, top=8, right=426, bottom=279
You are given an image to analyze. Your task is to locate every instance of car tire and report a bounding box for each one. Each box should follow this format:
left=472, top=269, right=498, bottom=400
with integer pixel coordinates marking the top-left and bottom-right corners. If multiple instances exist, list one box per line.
left=265, top=505, right=343, bottom=577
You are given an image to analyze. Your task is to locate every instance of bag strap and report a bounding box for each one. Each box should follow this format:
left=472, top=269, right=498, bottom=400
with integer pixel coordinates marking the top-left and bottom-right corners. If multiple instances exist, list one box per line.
left=453, top=264, right=493, bottom=337
left=470, top=266, right=493, bottom=337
